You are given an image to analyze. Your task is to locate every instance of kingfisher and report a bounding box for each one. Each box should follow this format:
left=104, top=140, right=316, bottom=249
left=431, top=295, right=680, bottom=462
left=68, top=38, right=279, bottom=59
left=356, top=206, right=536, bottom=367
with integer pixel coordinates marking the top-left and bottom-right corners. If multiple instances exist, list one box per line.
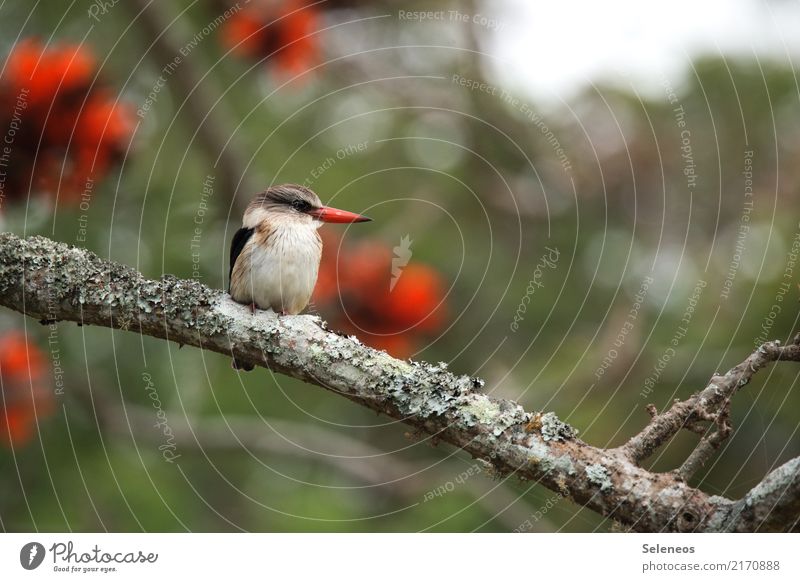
left=229, top=184, right=371, bottom=317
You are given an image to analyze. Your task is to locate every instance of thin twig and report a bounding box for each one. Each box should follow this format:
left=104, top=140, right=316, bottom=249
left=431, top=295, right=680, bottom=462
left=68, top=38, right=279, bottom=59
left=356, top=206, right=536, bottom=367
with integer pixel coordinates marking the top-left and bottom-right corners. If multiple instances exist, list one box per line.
left=622, top=341, right=800, bottom=464
left=677, top=402, right=732, bottom=481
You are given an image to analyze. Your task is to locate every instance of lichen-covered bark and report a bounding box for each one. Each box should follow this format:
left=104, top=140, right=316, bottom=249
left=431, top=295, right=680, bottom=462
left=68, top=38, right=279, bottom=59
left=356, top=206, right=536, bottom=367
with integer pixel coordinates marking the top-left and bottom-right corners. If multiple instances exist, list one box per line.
left=1, top=233, right=798, bottom=532
left=719, top=457, right=800, bottom=532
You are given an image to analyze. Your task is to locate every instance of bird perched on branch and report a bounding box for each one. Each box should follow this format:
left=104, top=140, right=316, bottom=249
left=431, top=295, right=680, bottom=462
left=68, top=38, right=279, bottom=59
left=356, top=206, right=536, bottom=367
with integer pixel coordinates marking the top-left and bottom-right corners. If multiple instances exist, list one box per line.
left=229, top=184, right=370, bottom=370
left=229, top=183, right=371, bottom=317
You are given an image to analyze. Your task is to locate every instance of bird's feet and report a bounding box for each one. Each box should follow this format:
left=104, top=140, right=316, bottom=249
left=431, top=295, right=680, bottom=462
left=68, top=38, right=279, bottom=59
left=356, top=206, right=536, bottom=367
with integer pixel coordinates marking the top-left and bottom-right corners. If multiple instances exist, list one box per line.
left=231, top=357, right=255, bottom=372
left=249, top=302, right=257, bottom=315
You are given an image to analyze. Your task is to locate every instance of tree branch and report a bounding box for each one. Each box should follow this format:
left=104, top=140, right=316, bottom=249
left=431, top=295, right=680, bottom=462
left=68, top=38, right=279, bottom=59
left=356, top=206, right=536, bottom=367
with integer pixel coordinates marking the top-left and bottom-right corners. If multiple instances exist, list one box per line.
left=721, top=457, right=800, bottom=532
left=1, top=232, right=798, bottom=532
left=622, top=339, right=800, bottom=464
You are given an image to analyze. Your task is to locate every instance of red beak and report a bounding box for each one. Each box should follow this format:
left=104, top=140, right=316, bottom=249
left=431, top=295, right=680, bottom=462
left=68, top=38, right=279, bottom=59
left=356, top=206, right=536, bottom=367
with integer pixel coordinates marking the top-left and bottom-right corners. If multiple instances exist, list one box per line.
left=308, top=206, right=372, bottom=223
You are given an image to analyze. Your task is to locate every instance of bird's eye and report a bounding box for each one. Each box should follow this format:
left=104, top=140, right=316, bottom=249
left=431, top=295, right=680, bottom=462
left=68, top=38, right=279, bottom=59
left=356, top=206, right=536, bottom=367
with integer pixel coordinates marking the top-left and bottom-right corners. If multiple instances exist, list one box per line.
left=291, top=199, right=310, bottom=212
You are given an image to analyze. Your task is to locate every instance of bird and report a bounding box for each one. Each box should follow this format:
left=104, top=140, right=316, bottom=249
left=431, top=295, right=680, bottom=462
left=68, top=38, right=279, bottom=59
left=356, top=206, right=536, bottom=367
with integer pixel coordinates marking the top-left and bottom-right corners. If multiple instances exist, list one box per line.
left=229, top=182, right=371, bottom=320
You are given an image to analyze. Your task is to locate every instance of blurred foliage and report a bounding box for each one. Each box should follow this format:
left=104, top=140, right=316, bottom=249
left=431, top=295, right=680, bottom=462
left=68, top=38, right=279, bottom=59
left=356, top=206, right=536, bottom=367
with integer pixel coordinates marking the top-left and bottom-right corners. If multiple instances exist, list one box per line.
left=1, top=0, right=800, bottom=532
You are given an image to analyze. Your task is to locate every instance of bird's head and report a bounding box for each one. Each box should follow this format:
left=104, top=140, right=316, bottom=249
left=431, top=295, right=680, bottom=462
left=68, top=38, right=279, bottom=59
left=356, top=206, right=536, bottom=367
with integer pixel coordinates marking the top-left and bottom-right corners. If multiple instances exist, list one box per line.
left=243, top=184, right=371, bottom=229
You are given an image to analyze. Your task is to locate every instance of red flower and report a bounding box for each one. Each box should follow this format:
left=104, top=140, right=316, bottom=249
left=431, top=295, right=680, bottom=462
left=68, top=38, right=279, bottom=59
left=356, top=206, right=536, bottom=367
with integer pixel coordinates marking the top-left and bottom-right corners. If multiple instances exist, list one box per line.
left=313, top=232, right=448, bottom=357
left=220, top=1, right=319, bottom=77
left=379, top=264, right=446, bottom=332
left=0, top=331, right=53, bottom=448
left=4, top=40, right=95, bottom=109
left=0, top=39, right=134, bottom=205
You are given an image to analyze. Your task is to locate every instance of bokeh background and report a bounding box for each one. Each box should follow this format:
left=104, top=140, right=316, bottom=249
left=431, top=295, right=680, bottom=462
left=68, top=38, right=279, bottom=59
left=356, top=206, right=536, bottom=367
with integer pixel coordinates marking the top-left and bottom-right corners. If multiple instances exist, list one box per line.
left=1, top=0, right=799, bottom=532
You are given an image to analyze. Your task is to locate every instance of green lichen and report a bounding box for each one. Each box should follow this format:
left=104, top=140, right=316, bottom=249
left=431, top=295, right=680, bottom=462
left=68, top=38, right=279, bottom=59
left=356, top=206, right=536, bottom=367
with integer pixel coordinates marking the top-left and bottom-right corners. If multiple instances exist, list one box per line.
left=463, top=396, right=502, bottom=425
left=586, top=463, right=613, bottom=492
left=525, top=439, right=577, bottom=476
left=540, top=411, right=578, bottom=442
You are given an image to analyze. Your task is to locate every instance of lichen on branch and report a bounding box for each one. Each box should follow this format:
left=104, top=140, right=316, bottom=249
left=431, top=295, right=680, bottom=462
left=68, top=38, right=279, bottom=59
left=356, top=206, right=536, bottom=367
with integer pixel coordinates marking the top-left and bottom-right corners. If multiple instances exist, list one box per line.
left=1, top=232, right=798, bottom=532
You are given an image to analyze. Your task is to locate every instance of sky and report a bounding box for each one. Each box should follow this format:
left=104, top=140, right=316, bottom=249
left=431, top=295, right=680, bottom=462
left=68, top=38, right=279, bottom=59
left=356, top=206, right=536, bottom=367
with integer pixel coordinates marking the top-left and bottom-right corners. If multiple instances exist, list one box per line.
left=490, top=0, right=800, bottom=101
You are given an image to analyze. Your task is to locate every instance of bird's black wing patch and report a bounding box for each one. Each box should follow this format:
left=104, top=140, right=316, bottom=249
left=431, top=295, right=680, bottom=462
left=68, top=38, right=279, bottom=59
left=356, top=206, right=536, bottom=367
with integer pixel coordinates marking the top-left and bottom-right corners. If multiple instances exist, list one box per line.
left=229, top=227, right=255, bottom=290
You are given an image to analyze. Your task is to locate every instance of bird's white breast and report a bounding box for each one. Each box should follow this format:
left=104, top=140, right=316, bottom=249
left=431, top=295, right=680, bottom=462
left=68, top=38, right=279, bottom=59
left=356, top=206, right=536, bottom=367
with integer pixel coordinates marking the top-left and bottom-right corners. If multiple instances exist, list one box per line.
left=244, top=222, right=321, bottom=315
